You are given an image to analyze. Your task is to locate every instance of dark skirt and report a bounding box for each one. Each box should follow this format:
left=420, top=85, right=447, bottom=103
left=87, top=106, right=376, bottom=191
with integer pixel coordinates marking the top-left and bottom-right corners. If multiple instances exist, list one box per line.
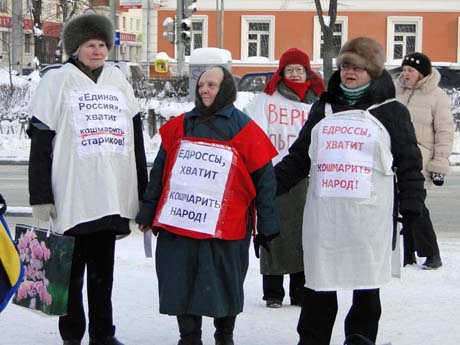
left=155, top=227, right=251, bottom=318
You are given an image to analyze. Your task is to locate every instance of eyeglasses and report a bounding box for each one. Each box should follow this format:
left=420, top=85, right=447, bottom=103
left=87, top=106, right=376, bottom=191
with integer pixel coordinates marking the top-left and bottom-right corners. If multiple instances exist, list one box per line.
left=340, top=64, right=366, bottom=73
left=284, top=67, right=306, bottom=75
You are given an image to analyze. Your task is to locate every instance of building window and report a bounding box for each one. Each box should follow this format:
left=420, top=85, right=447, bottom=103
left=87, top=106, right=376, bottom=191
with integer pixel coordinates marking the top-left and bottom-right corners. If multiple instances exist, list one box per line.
left=24, top=33, right=31, bottom=54
left=122, top=17, right=126, bottom=30
left=136, top=19, right=141, bottom=31
left=313, top=16, right=348, bottom=63
left=387, top=16, right=423, bottom=62
left=183, top=15, right=208, bottom=57
left=458, top=17, right=460, bottom=63
left=130, top=18, right=134, bottom=31
left=185, top=20, right=202, bottom=56
left=0, top=0, right=8, bottom=13
left=241, top=16, right=275, bottom=60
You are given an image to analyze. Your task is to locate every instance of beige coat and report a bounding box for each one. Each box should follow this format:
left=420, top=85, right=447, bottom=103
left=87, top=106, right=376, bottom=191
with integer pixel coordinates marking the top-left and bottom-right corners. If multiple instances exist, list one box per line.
left=395, top=68, right=454, bottom=189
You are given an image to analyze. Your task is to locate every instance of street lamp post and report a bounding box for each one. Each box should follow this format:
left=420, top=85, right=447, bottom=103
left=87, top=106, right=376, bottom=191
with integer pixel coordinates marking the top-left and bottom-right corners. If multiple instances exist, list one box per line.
left=176, top=0, right=185, bottom=76
left=109, top=0, right=117, bottom=60
left=215, top=0, right=224, bottom=48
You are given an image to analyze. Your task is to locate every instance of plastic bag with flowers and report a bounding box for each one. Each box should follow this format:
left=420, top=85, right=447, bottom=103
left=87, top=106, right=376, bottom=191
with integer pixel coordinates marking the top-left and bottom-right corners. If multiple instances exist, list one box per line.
left=13, top=224, right=74, bottom=316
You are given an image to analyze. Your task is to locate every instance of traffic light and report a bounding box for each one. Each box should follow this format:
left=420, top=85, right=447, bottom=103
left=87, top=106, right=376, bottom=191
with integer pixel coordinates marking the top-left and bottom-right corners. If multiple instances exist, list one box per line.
left=183, top=0, right=197, bottom=18
left=180, top=19, right=192, bottom=43
left=162, top=17, right=175, bottom=44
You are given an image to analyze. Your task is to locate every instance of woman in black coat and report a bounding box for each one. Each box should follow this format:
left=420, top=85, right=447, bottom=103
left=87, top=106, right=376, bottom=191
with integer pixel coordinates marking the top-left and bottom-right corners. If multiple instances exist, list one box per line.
left=275, top=37, right=426, bottom=345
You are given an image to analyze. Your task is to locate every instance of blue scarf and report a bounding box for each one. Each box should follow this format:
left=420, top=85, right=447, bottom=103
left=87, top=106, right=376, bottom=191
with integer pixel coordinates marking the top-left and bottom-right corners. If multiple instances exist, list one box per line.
left=340, top=82, right=370, bottom=105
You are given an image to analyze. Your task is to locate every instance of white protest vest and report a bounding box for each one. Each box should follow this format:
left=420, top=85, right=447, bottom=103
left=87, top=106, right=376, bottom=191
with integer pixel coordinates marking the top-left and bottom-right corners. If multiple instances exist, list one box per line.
left=304, top=101, right=395, bottom=291
left=28, top=63, right=140, bottom=233
left=244, top=91, right=312, bottom=164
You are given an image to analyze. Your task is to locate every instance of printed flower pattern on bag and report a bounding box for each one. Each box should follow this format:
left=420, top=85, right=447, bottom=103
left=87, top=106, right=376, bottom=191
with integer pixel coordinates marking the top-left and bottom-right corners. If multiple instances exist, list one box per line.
left=15, top=229, right=52, bottom=307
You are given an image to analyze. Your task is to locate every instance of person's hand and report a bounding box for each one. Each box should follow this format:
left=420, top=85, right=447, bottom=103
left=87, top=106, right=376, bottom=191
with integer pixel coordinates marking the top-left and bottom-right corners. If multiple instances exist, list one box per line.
left=0, top=193, right=6, bottom=215
left=254, top=233, right=278, bottom=259
left=431, top=172, right=445, bottom=186
left=32, top=204, right=56, bottom=222
left=138, top=223, right=152, bottom=232
left=138, top=224, right=161, bottom=236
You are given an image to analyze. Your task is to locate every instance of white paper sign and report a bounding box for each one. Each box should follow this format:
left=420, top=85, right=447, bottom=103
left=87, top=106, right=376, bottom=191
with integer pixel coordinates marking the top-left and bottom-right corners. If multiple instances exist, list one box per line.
left=71, top=89, right=129, bottom=158
left=315, top=117, right=378, bottom=198
left=158, top=141, right=234, bottom=235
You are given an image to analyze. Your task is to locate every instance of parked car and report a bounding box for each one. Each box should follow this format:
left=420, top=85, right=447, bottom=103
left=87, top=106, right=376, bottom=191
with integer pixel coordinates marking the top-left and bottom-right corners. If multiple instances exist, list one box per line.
left=105, top=60, right=153, bottom=97
left=237, top=71, right=274, bottom=92
left=39, top=63, right=64, bottom=77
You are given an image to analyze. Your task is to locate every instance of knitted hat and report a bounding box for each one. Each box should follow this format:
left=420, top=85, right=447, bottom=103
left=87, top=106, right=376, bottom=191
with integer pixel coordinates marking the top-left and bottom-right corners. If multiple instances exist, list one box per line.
left=63, top=13, right=114, bottom=55
left=401, top=52, right=432, bottom=77
left=279, top=48, right=312, bottom=72
left=264, top=48, right=325, bottom=96
left=336, top=37, right=385, bottom=79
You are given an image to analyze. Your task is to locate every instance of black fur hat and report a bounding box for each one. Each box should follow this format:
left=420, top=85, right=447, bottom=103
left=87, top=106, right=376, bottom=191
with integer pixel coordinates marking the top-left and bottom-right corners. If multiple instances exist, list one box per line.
left=402, top=52, right=432, bottom=77
left=336, top=37, right=385, bottom=79
left=63, top=13, right=114, bottom=56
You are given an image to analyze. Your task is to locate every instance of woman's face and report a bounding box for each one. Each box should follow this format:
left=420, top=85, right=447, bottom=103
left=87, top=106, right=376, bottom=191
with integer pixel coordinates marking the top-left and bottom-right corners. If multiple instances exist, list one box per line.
left=284, top=64, right=307, bottom=83
left=197, top=68, right=223, bottom=107
left=340, top=64, right=371, bottom=89
left=402, top=65, right=423, bottom=87
left=77, top=39, right=108, bottom=71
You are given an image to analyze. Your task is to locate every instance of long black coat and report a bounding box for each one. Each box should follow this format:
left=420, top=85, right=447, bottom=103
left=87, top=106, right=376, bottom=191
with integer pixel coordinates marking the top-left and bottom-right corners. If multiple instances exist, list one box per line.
left=136, top=104, right=280, bottom=318
left=275, top=70, right=426, bottom=224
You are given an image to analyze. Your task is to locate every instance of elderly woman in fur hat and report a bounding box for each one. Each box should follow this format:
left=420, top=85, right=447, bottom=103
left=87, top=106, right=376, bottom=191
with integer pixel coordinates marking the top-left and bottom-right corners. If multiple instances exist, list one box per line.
left=136, top=66, right=280, bottom=345
left=275, top=37, right=425, bottom=345
left=395, top=52, right=454, bottom=270
left=244, top=48, right=325, bottom=309
left=27, top=13, right=148, bottom=345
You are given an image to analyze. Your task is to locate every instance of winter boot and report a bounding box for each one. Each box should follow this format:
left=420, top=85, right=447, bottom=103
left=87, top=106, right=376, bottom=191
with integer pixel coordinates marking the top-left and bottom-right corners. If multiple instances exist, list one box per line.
left=88, top=336, right=124, bottom=345
left=214, top=316, right=236, bottom=345
left=63, top=341, right=81, bottom=345
left=177, top=314, right=203, bottom=345
left=344, top=333, right=375, bottom=345
left=422, top=254, right=442, bottom=270
left=403, top=251, right=417, bottom=266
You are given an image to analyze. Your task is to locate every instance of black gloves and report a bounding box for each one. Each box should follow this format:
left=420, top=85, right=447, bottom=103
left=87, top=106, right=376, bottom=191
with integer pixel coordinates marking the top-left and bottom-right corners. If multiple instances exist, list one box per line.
left=0, top=193, right=6, bottom=215
left=431, top=172, right=445, bottom=186
left=254, top=233, right=278, bottom=259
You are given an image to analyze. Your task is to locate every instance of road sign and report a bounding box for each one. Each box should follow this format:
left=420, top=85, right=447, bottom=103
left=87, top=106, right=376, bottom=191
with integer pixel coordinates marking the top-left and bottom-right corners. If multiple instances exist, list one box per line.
left=115, top=31, right=121, bottom=46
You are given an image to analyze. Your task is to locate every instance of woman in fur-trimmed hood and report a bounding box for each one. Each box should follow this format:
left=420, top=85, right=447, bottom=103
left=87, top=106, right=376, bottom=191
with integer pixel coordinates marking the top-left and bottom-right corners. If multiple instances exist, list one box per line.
left=395, top=52, right=454, bottom=270
left=395, top=53, right=454, bottom=190
left=275, top=37, right=425, bottom=345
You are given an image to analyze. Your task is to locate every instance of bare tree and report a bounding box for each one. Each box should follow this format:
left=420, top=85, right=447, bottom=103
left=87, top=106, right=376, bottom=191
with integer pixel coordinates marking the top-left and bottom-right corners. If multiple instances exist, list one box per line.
left=25, top=0, right=97, bottom=65
left=314, top=0, right=338, bottom=85
left=27, top=0, right=45, bottom=66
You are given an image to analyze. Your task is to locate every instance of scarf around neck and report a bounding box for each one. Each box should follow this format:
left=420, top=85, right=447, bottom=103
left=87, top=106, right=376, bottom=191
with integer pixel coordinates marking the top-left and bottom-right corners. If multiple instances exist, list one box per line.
left=340, top=82, right=370, bottom=105
left=283, top=79, right=312, bottom=100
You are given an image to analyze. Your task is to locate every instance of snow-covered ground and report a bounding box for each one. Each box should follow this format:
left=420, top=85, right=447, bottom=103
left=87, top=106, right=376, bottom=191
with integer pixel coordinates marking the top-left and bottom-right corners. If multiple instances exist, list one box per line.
left=1, top=215, right=460, bottom=345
